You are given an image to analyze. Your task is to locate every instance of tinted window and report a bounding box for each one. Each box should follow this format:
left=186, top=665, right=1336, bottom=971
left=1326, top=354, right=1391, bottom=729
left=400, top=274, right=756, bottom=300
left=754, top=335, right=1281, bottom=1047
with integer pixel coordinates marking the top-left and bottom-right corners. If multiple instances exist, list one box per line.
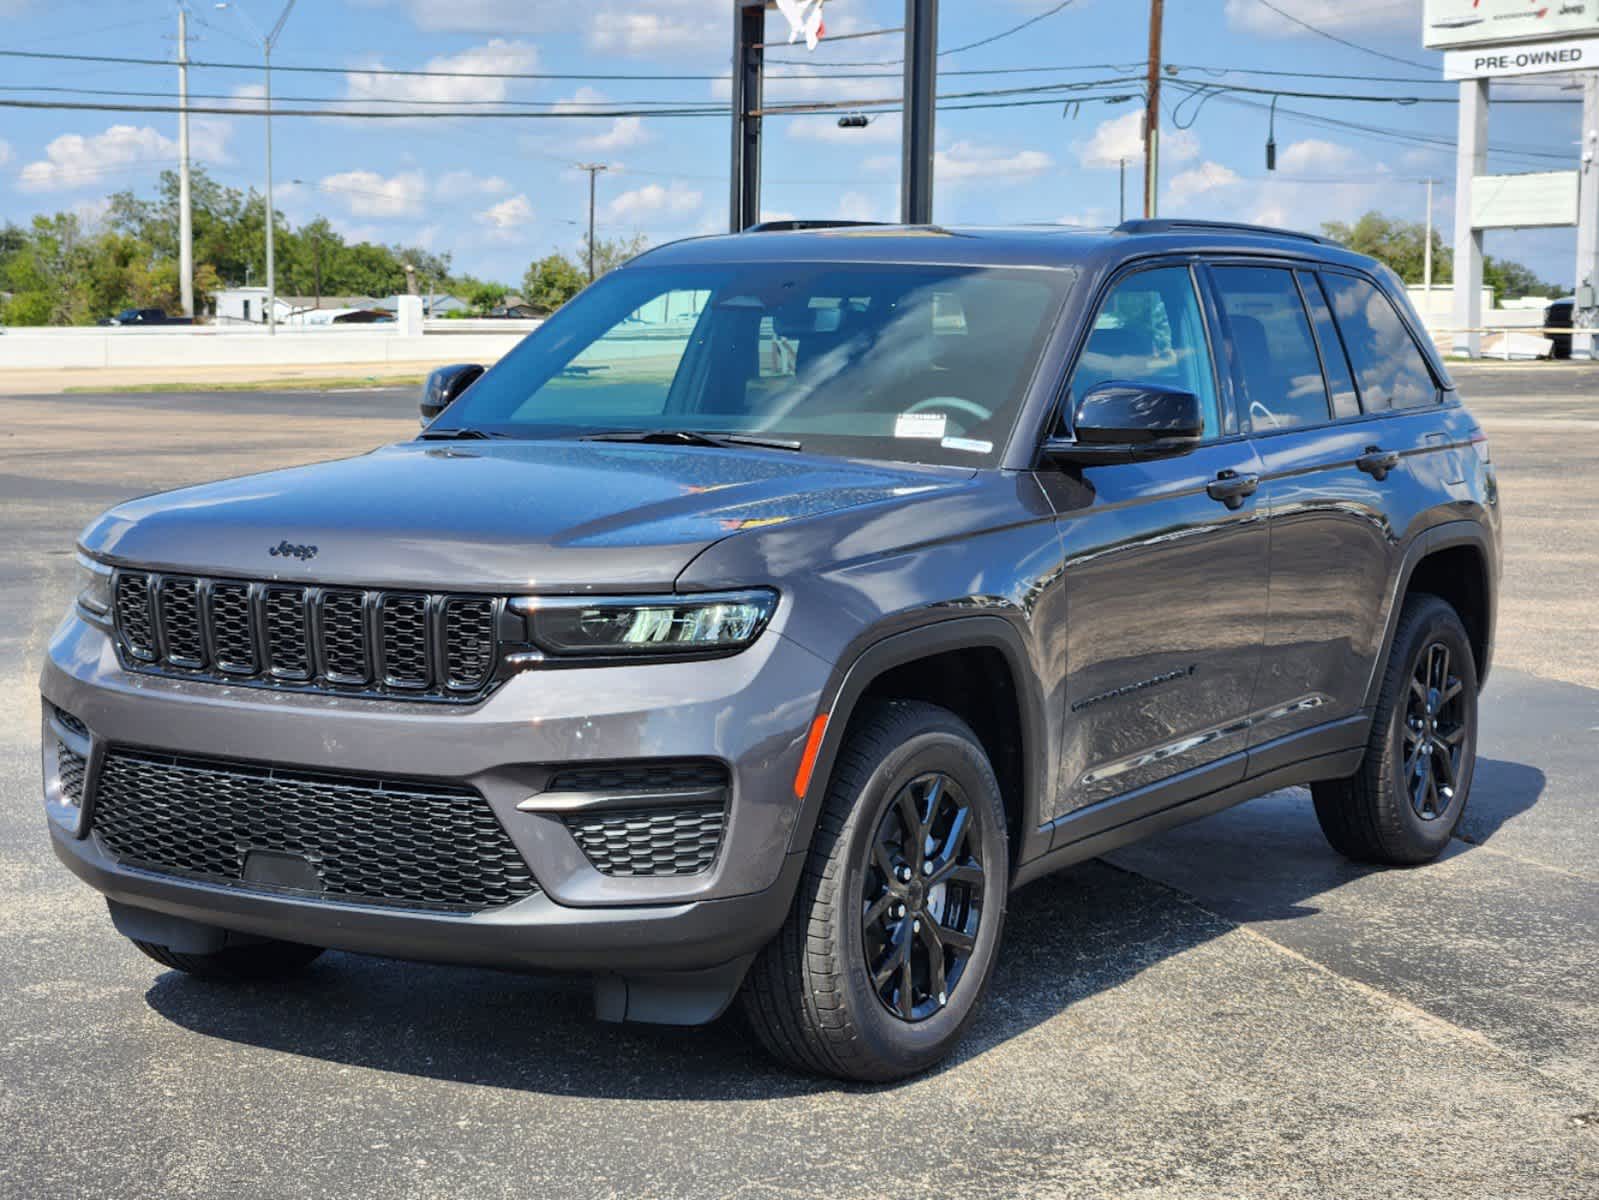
left=1213, top=266, right=1331, bottom=431
left=1321, top=273, right=1438, bottom=411
left=445, top=263, right=1073, bottom=467
left=1297, top=270, right=1360, bottom=419
left=1068, top=266, right=1219, bottom=437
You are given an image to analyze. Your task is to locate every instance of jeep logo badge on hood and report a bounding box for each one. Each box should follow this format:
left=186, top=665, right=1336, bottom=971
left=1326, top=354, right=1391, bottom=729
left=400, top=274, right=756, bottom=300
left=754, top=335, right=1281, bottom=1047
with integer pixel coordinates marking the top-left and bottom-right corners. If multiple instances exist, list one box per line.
left=268, top=540, right=318, bottom=561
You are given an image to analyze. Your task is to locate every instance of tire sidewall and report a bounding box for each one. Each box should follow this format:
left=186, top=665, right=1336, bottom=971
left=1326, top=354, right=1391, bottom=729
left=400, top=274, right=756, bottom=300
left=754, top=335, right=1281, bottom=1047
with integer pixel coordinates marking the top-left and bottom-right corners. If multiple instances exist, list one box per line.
left=1384, top=601, right=1478, bottom=852
left=827, top=719, right=1008, bottom=1076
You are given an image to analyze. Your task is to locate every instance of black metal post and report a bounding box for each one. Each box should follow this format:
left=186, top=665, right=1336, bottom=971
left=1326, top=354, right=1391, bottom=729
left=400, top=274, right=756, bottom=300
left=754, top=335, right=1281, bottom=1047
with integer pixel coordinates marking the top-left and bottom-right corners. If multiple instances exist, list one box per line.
left=730, top=0, right=765, bottom=232
left=901, top=0, right=937, bottom=225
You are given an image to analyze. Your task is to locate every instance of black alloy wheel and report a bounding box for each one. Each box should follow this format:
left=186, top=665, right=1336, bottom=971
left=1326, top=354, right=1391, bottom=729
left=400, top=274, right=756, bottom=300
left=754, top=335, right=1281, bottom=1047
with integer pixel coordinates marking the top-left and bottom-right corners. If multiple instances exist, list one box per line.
left=861, top=771, right=985, bottom=1022
left=1403, top=641, right=1469, bottom=822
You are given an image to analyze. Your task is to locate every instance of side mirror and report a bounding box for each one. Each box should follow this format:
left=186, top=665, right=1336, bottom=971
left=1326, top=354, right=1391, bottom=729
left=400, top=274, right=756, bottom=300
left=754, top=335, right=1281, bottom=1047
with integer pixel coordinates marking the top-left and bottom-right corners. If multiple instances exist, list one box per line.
left=420, top=363, right=485, bottom=425
left=1043, top=382, right=1204, bottom=466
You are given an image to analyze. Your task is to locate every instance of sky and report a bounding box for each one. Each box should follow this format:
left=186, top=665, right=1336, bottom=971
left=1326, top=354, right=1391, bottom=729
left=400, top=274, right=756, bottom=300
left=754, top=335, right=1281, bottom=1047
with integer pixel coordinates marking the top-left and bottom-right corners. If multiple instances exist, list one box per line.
left=0, top=0, right=1585, bottom=289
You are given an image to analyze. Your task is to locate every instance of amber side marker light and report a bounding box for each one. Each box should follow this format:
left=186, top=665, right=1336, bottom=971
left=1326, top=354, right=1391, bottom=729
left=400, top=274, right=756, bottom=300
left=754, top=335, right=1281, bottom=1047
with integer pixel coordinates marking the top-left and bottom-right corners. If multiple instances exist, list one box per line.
left=794, top=713, right=830, bottom=799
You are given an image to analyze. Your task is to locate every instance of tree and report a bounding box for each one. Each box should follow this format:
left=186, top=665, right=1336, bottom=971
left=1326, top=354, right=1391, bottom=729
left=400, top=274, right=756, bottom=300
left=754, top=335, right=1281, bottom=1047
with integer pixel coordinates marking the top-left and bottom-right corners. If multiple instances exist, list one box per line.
left=522, top=252, right=587, bottom=313
left=581, top=232, right=651, bottom=279
left=1320, top=210, right=1562, bottom=301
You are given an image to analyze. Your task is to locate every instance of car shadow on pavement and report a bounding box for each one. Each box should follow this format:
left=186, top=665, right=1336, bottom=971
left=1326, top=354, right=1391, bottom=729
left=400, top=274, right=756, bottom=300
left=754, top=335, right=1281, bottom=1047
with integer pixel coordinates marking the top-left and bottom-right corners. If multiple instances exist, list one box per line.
left=141, top=769, right=1543, bottom=1099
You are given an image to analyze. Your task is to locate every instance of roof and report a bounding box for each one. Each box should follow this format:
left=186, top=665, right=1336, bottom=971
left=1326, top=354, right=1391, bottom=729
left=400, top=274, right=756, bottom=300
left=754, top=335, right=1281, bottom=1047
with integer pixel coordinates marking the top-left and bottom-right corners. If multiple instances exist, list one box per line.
left=631, top=219, right=1372, bottom=274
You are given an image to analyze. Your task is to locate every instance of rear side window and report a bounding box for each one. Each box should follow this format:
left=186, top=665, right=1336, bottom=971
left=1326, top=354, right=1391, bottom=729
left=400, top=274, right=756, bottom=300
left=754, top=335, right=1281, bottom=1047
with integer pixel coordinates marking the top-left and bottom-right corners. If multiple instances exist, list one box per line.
left=1320, top=273, right=1438, bottom=411
left=1297, top=271, right=1360, bottom=420
left=1068, top=265, right=1220, bottom=437
left=1211, top=265, right=1331, bottom=431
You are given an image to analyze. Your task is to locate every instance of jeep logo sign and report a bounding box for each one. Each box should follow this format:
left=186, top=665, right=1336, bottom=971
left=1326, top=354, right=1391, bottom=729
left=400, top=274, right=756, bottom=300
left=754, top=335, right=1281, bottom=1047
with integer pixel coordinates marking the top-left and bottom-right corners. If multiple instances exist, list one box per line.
left=268, top=540, right=318, bottom=561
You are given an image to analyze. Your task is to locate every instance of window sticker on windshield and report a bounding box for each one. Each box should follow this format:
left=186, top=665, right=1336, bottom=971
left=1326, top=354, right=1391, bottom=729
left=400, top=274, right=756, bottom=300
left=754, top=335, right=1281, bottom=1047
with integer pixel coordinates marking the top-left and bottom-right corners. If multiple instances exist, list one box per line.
left=894, top=412, right=947, bottom=440
left=941, top=435, right=993, bottom=454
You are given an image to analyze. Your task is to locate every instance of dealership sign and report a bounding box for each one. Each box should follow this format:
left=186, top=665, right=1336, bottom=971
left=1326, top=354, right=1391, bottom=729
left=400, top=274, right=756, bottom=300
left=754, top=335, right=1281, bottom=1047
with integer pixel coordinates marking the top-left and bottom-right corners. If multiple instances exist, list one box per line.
left=1425, top=0, right=1599, bottom=50
left=1444, top=32, right=1599, bottom=76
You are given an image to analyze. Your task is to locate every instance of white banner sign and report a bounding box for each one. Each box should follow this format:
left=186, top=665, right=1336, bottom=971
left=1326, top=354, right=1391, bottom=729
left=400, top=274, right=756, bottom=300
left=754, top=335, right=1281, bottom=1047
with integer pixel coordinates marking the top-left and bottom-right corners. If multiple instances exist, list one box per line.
left=1471, top=171, right=1580, bottom=230
left=1425, top=0, right=1599, bottom=50
left=1444, top=34, right=1599, bottom=78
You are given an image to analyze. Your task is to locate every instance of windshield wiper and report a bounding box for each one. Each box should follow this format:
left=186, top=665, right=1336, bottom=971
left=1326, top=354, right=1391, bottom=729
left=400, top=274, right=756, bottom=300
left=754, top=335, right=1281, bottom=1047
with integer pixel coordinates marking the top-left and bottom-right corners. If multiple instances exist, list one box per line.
left=579, top=429, right=803, bottom=452
left=418, top=427, right=507, bottom=441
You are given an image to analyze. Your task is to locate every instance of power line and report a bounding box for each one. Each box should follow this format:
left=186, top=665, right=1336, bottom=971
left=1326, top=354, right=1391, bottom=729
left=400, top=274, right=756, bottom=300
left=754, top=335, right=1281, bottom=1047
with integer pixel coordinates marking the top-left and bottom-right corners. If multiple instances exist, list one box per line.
left=769, top=0, right=1081, bottom=66
left=1245, top=0, right=1432, bottom=70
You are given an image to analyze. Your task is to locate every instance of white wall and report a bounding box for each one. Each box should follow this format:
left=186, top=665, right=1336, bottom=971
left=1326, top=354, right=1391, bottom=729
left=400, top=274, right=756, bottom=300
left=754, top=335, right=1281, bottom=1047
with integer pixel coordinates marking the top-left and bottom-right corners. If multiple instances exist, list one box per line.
left=0, top=321, right=541, bottom=371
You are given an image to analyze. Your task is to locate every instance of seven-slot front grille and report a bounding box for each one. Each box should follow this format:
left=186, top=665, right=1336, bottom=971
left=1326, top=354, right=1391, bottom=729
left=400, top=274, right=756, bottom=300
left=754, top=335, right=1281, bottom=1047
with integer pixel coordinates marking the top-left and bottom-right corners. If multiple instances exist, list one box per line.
left=111, top=570, right=503, bottom=701
left=91, top=748, right=539, bottom=912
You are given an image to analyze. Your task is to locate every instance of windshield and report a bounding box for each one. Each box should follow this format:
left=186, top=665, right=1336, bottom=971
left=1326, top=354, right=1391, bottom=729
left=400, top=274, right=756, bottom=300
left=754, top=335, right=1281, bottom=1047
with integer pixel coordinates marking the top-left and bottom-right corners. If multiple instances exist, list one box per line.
left=440, top=261, right=1073, bottom=466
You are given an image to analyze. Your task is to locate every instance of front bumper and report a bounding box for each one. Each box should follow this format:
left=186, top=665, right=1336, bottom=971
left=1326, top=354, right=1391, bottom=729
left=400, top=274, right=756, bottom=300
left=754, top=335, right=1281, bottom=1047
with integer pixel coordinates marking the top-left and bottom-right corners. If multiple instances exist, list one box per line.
left=40, top=610, right=831, bottom=980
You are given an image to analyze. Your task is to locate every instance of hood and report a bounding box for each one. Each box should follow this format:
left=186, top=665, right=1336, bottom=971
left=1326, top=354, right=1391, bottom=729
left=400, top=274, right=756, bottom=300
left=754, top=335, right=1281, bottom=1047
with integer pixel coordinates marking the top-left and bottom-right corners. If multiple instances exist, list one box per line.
left=80, top=439, right=968, bottom=592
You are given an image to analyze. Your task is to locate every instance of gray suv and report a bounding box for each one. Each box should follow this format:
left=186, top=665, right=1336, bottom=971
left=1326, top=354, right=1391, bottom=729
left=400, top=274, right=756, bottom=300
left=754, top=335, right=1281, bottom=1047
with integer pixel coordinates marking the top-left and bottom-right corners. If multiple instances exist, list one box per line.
left=42, top=220, right=1500, bottom=1081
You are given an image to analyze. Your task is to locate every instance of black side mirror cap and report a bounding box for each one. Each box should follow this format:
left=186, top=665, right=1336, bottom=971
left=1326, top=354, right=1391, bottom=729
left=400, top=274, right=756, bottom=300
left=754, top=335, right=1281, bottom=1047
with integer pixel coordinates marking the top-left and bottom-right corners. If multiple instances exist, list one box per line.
left=420, top=363, right=486, bottom=424
left=1043, top=381, right=1204, bottom=467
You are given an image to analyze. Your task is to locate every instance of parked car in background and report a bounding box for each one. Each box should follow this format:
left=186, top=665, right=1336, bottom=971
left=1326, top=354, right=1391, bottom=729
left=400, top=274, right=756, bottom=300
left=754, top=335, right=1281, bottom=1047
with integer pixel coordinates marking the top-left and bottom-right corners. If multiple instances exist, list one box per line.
left=44, top=219, right=1500, bottom=1082
left=98, top=308, right=192, bottom=327
left=1544, top=296, right=1573, bottom=360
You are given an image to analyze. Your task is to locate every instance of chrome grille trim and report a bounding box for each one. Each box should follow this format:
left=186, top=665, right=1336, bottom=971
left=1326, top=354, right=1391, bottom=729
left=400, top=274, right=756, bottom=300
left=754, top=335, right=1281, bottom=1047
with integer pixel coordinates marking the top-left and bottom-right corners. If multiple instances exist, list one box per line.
left=111, top=569, right=503, bottom=703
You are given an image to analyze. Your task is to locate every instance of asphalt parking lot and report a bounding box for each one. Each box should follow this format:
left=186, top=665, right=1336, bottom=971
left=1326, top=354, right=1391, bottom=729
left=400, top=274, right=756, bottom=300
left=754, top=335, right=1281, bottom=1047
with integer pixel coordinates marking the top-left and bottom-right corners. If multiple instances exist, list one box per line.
left=1, top=366, right=1595, bottom=1199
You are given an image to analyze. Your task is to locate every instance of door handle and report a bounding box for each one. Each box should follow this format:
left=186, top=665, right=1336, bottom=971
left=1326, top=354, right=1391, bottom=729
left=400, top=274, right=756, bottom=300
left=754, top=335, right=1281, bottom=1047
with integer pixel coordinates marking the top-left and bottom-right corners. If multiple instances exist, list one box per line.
left=1206, top=469, right=1259, bottom=510
left=1356, top=446, right=1401, bottom=480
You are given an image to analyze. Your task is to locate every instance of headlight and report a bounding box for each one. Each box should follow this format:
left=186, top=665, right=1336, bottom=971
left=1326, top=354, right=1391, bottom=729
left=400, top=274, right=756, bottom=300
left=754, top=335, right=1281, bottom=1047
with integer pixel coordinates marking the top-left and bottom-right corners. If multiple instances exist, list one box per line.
left=75, top=552, right=113, bottom=624
left=517, top=590, right=777, bottom=658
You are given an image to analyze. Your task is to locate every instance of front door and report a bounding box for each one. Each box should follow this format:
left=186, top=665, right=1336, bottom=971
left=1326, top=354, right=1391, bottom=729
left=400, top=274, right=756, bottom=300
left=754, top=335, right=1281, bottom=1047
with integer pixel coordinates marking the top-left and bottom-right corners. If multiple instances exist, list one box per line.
left=1037, top=263, right=1269, bottom=826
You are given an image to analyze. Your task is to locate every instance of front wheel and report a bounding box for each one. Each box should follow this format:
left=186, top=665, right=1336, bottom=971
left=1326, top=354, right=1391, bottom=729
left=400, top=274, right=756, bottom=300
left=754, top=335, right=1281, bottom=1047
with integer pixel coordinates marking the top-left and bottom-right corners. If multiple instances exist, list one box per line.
left=741, top=700, right=1009, bottom=1082
left=1312, top=593, right=1478, bottom=865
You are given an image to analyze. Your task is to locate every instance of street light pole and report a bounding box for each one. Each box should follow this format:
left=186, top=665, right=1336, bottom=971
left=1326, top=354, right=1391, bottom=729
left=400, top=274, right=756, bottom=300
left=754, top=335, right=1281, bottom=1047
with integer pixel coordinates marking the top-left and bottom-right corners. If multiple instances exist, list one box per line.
left=217, top=1, right=296, bottom=335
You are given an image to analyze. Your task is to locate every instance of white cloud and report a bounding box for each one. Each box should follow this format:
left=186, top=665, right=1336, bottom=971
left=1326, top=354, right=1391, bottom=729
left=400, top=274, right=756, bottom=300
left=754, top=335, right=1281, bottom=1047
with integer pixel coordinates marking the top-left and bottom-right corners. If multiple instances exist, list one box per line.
left=344, top=39, right=538, bottom=108
left=18, top=123, right=229, bottom=192
left=835, top=191, right=888, bottom=223
left=1166, top=161, right=1242, bottom=207
left=436, top=170, right=511, bottom=199
left=475, top=193, right=535, bottom=240
left=607, top=181, right=704, bottom=223
left=938, top=141, right=1052, bottom=181
left=588, top=2, right=728, bottom=57
left=0, top=139, right=11, bottom=167
left=1077, top=109, right=1198, bottom=170
left=1054, top=208, right=1113, bottom=228
left=318, top=169, right=427, bottom=217
left=1225, top=0, right=1420, bottom=38
left=553, top=87, right=651, bottom=152
left=1277, top=138, right=1363, bottom=176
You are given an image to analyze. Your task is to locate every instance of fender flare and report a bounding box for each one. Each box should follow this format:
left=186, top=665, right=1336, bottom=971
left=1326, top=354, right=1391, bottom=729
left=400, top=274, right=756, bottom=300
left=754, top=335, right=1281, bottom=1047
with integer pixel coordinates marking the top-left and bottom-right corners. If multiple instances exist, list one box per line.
left=1361, top=518, right=1496, bottom=709
left=784, top=614, right=1052, bottom=867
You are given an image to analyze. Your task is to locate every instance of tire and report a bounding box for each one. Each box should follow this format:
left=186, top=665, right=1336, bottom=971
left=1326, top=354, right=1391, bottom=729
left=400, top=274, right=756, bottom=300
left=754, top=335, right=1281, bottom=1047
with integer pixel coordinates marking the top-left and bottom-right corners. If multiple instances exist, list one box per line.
left=130, top=937, right=325, bottom=981
left=1312, top=593, right=1478, bottom=865
left=741, top=700, right=1009, bottom=1082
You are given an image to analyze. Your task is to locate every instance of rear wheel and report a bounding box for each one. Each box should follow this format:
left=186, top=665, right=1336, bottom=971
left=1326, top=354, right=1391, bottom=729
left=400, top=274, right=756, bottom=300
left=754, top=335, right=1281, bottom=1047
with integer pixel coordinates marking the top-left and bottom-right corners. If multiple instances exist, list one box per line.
left=741, top=700, right=1009, bottom=1082
left=1312, top=593, right=1478, bottom=865
left=130, top=937, right=324, bottom=981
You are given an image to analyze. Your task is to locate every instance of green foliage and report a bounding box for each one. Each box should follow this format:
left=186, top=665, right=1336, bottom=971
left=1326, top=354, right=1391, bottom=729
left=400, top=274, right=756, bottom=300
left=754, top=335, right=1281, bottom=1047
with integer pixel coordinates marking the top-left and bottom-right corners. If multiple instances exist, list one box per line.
left=0, top=167, right=494, bottom=325
left=522, top=253, right=588, bottom=313
left=1320, top=210, right=1563, bottom=300
left=581, top=232, right=652, bottom=278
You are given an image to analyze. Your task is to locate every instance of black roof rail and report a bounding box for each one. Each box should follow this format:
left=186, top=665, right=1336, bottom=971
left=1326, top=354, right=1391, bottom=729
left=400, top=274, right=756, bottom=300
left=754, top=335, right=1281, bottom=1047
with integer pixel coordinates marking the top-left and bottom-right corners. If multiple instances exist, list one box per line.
left=743, top=219, right=887, bottom=233
left=1115, top=218, right=1336, bottom=246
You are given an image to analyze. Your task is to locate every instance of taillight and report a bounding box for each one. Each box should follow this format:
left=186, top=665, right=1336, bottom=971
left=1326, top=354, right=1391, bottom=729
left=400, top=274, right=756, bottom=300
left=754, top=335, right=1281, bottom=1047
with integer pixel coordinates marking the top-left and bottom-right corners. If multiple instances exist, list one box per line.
left=1470, top=430, right=1491, bottom=464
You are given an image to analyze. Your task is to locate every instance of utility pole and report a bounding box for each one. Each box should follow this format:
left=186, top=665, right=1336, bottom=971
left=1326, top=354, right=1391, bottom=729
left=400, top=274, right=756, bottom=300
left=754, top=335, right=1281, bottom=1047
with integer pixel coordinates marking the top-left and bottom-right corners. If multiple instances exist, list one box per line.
left=577, top=163, right=608, bottom=280
left=901, top=0, right=938, bottom=224
left=176, top=4, right=194, bottom=318
left=1143, top=0, right=1164, bottom=219
left=217, top=1, right=297, bottom=336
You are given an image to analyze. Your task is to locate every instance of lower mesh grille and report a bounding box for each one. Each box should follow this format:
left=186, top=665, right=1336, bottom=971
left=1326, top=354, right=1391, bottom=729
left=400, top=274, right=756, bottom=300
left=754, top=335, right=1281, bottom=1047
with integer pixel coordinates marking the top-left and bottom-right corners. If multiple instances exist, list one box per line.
left=565, top=804, right=727, bottom=876
left=92, top=749, right=538, bottom=912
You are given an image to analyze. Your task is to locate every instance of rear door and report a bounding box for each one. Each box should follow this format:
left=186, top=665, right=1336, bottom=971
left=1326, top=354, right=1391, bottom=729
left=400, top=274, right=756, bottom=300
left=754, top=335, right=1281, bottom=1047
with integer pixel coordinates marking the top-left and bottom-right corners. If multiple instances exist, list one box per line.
left=1207, top=262, right=1452, bottom=765
left=1038, top=261, right=1268, bottom=825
